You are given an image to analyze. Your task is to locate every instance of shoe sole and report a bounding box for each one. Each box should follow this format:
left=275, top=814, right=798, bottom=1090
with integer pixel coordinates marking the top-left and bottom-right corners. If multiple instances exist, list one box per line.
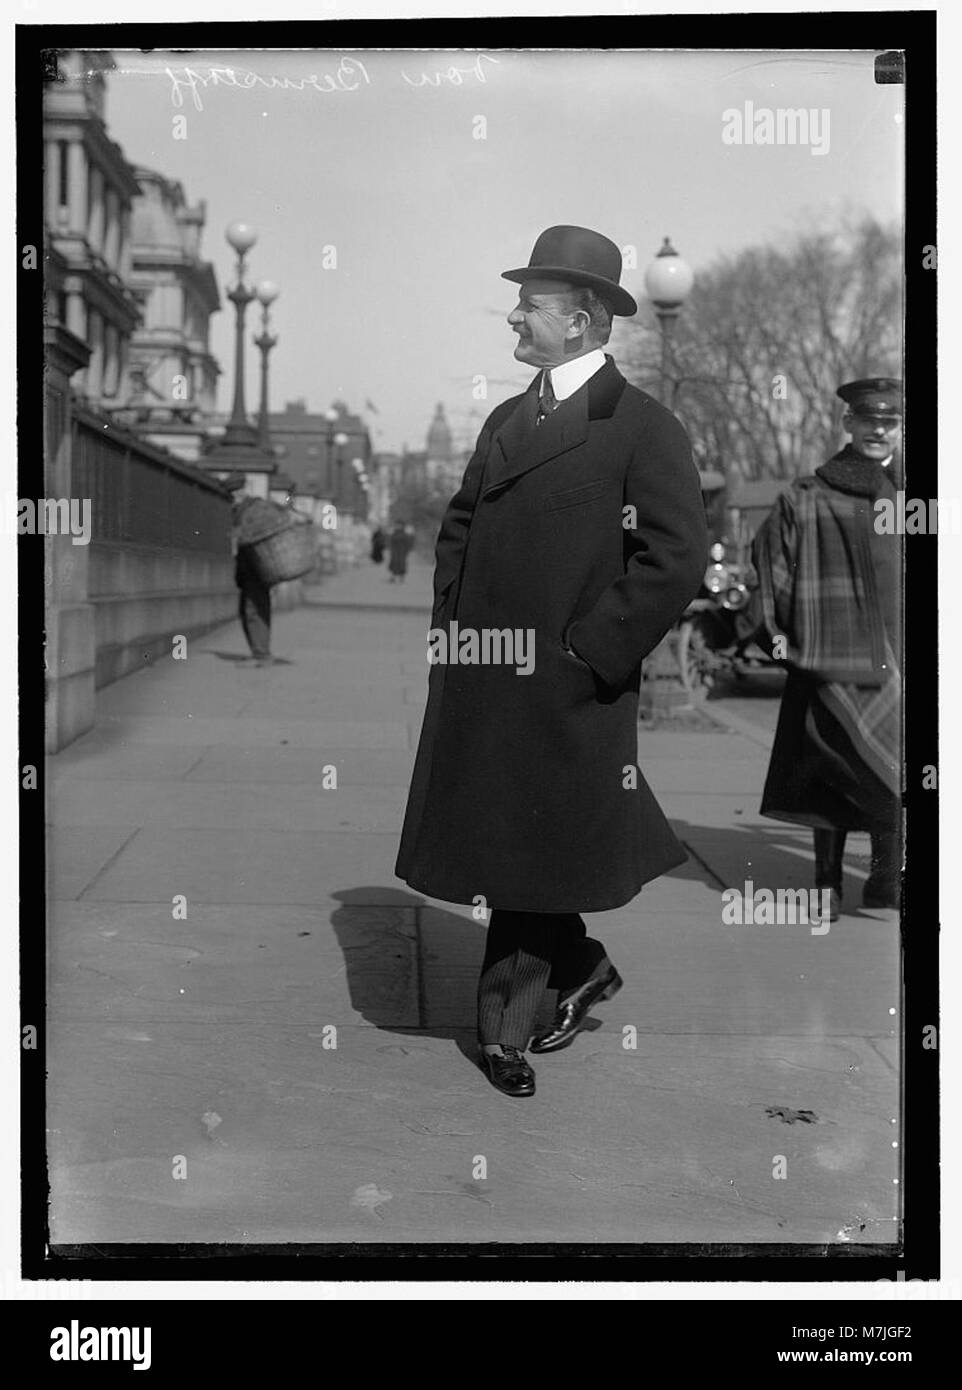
left=529, top=1033, right=577, bottom=1055
left=529, top=972, right=623, bottom=1053
left=479, top=1059, right=535, bottom=1096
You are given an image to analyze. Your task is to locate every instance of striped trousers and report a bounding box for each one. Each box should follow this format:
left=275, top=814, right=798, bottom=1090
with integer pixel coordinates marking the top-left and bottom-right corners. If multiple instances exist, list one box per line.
left=476, top=910, right=610, bottom=1049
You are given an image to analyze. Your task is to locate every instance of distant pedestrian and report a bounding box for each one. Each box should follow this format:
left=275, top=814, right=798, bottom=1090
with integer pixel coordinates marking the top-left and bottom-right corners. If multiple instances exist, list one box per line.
left=752, top=378, right=902, bottom=922
left=387, top=522, right=413, bottom=582
left=371, top=525, right=387, bottom=564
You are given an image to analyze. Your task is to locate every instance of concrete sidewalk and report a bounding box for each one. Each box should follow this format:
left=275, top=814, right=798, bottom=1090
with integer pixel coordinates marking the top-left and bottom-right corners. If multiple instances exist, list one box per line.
left=305, top=552, right=432, bottom=613
left=46, top=557, right=899, bottom=1247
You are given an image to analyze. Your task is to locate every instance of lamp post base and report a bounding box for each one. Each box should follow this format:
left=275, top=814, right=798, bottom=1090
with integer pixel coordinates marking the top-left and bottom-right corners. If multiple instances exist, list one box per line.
left=219, top=422, right=261, bottom=449
left=202, top=439, right=278, bottom=488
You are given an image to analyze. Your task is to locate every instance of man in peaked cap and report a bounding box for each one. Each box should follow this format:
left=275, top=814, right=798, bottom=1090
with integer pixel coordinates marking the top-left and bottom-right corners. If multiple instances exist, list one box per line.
left=836, top=377, right=902, bottom=412
left=752, top=376, right=903, bottom=923
left=395, top=226, right=708, bottom=1097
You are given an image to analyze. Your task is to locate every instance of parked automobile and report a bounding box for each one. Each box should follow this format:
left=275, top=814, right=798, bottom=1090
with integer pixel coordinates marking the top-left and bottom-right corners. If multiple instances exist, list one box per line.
left=675, top=538, right=775, bottom=698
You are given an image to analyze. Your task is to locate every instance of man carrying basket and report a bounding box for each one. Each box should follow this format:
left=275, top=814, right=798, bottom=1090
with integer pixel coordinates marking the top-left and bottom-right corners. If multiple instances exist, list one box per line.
left=221, top=474, right=327, bottom=663
left=224, top=474, right=277, bottom=666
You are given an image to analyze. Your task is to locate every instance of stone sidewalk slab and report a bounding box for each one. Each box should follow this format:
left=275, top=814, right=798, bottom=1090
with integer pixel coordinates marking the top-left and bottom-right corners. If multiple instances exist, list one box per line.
left=49, top=780, right=409, bottom=834
left=238, top=688, right=426, bottom=720
left=47, top=825, right=141, bottom=902
left=51, top=743, right=211, bottom=782
left=45, top=583, right=900, bottom=1250
left=183, top=746, right=417, bottom=788
left=86, top=713, right=412, bottom=750
left=47, top=1020, right=896, bottom=1245
left=51, top=745, right=417, bottom=788
left=68, top=826, right=406, bottom=905
left=49, top=901, right=420, bottom=1031
left=303, top=556, right=434, bottom=613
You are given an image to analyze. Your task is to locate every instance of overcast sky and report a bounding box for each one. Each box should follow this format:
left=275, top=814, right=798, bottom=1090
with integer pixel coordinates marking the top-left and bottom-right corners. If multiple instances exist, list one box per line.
left=105, top=48, right=904, bottom=454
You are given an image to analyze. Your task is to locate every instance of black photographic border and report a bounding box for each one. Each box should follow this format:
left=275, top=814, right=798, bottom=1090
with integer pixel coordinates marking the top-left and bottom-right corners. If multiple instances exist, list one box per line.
left=18, top=9, right=939, bottom=1288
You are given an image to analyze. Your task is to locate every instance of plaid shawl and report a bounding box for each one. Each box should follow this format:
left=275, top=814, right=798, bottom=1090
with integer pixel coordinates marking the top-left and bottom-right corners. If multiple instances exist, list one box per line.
left=752, top=456, right=901, bottom=794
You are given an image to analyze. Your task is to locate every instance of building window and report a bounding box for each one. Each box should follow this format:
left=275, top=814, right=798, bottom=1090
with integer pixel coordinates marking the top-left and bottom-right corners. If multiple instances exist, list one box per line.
left=57, top=140, right=69, bottom=207
left=103, top=323, right=118, bottom=397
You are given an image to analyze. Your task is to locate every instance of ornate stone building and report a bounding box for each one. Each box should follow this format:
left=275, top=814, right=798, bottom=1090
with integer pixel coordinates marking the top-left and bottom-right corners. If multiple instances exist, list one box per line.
left=123, top=168, right=221, bottom=461
left=43, top=50, right=141, bottom=410
left=396, top=402, right=470, bottom=499
left=43, top=53, right=221, bottom=461
left=425, top=402, right=452, bottom=480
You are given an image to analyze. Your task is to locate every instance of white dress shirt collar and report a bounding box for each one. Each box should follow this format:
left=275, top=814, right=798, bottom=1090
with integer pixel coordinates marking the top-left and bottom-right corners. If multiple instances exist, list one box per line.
left=543, top=349, right=607, bottom=402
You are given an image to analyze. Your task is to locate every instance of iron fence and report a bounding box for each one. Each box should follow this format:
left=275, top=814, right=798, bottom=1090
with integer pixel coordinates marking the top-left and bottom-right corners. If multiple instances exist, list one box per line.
left=70, top=406, right=232, bottom=555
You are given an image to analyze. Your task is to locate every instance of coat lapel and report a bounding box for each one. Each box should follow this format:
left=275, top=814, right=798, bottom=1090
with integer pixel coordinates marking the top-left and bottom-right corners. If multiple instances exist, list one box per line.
left=483, top=356, right=626, bottom=498
left=488, top=377, right=540, bottom=474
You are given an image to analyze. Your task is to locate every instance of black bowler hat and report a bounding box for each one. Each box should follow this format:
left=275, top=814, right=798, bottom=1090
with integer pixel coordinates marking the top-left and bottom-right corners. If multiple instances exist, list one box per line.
left=837, top=377, right=903, bottom=418
left=502, top=225, right=637, bottom=316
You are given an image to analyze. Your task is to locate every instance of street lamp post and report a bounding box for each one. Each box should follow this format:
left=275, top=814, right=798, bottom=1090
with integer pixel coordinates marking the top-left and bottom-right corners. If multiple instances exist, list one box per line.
left=643, top=237, right=694, bottom=407
left=253, top=279, right=280, bottom=452
left=203, top=221, right=278, bottom=490
left=323, top=408, right=349, bottom=511
left=221, top=222, right=259, bottom=448
left=350, top=457, right=370, bottom=522
left=641, top=239, right=699, bottom=712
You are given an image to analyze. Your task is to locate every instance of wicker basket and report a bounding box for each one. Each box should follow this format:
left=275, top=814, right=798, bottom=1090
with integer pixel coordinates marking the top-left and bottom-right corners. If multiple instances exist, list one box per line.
left=234, top=497, right=290, bottom=545
left=245, top=517, right=316, bottom=586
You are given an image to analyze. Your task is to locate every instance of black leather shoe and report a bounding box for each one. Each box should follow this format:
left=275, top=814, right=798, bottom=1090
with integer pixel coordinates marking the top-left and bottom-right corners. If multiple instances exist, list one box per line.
left=480, top=1046, right=535, bottom=1097
left=529, top=964, right=623, bottom=1054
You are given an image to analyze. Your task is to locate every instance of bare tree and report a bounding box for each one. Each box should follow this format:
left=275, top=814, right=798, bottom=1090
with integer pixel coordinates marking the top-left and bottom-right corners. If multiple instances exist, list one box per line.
left=617, top=216, right=902, bottom=484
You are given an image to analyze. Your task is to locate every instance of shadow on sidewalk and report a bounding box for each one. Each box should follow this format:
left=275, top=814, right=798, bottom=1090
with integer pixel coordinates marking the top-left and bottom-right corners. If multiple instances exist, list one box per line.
left=208, top=651, right=295, bottom=666
left=329, top=887, right=556, bottom=1071
left=664, top=816, right=875, bottom=909
left=665, top=815, right=820, bottom=885
left=327, top=819, right=876, bottom=1069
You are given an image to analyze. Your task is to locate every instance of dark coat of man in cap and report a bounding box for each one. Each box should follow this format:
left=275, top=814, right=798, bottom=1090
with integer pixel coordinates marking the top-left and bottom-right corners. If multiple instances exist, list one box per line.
left=751, top=378, right=902, bottom=917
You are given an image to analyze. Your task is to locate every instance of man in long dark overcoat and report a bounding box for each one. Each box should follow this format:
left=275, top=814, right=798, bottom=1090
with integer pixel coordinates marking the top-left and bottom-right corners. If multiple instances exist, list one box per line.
left=395, top=226, right=708, bottom=1096
left=752, top=377, right=903, bottom=923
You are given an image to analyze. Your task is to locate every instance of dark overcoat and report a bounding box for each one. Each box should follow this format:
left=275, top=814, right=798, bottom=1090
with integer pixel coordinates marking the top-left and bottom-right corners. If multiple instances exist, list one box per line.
left=395, top=356, right=708, bottom=913
left=388, top=527, right=412, bottom=575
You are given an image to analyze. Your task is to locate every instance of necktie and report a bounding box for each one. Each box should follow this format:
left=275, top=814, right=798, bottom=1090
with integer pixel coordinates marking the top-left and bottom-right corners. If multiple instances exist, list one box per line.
left=536, top=371, right=557, bottom=426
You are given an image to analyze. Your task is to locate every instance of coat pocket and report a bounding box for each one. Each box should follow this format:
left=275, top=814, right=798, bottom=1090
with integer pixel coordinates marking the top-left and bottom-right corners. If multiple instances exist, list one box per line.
left=544, top=477, right=617, bottom=512
left=431, top=576, right=456, bottom=624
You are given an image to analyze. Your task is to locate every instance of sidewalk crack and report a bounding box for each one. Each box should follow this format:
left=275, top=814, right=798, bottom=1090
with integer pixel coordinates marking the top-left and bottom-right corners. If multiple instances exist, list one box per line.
left=181, top=750, right=209, bottom=779
left=76, top=827, right=142, bottom=899
left=679, top=838, right=728, bottom=890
